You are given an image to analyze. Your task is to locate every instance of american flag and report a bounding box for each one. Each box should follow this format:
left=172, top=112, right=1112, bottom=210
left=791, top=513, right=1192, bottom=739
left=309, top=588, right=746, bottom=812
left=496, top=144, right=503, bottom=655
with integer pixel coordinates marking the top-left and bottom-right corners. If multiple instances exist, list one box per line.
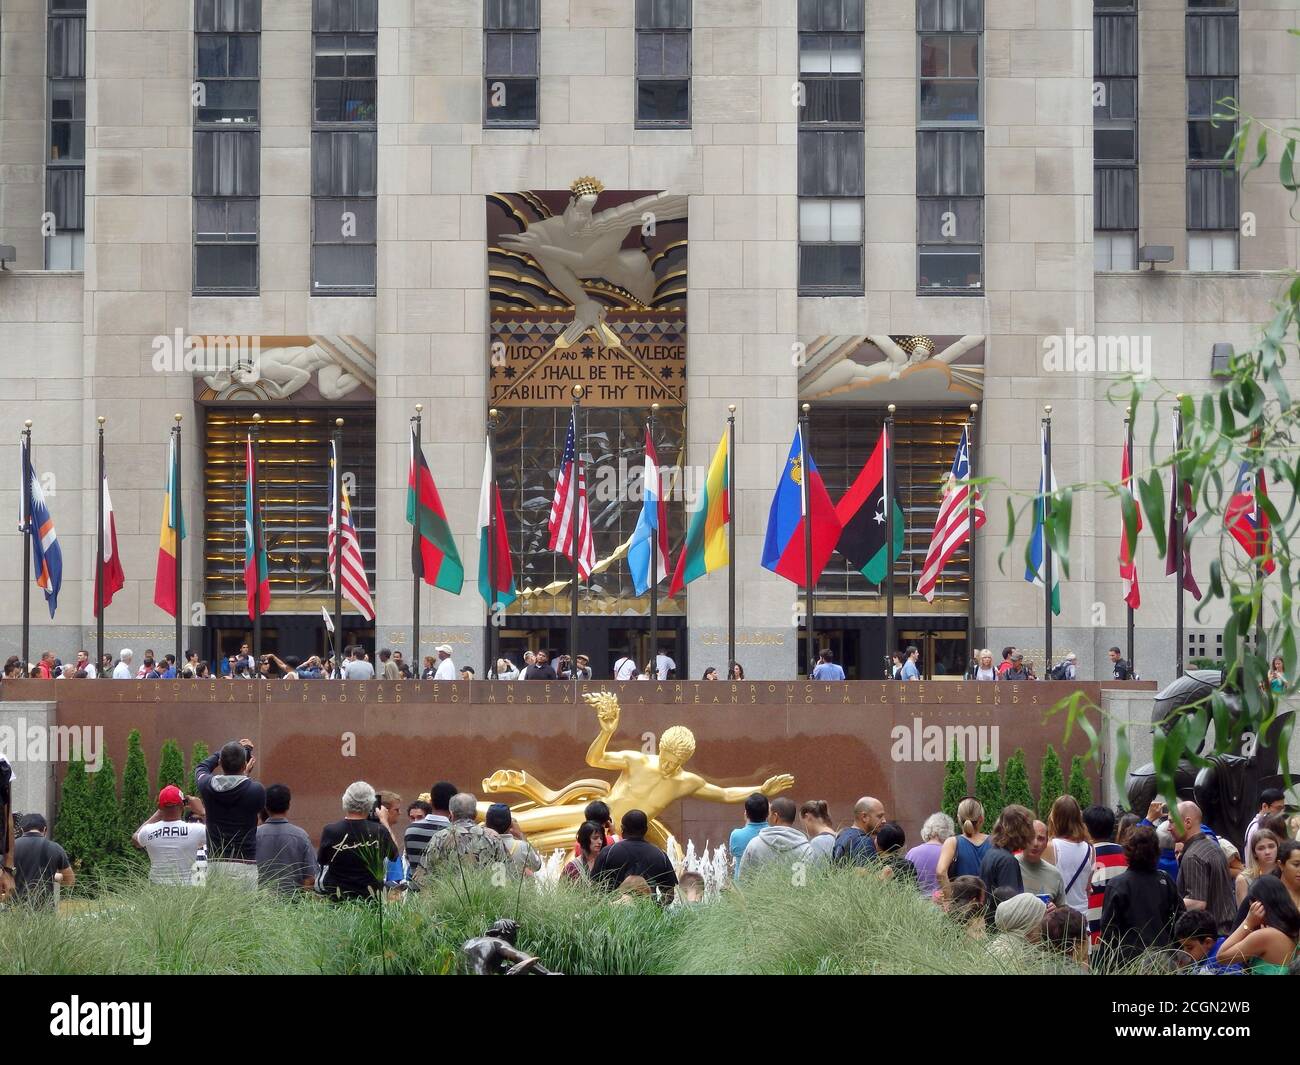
left=916, top=426, right=986, bottom=601
left=327, top=440, right=375, bottom=620
left=547, top=412, right=595, bottom=580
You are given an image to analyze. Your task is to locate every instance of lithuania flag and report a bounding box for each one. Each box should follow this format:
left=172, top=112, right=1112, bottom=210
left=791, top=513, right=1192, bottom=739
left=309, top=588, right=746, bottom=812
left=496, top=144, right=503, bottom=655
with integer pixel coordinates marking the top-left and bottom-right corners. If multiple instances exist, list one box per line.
left=836, top=426, right=904, bottom=585
left=667, top=426, right=730, bottom=597
left=152, top=433, right=185, bottom=616
left=408, top=426, right=464, bottom=594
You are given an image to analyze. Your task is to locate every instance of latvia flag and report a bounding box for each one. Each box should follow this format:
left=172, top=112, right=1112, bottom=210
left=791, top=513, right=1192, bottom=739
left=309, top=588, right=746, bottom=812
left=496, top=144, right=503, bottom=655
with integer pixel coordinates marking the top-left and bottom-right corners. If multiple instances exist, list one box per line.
left=95, top=474, right=126, bottom=613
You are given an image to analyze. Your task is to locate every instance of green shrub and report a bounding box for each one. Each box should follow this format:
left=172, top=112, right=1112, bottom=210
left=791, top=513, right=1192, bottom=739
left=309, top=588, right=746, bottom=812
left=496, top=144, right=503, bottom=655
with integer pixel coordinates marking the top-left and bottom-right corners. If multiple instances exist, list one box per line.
left=941, top=739, right=969, bottom=824
left=54, top=757, right=93, bottom=880
left=85, top=755, right=124, bottom=880
left=189, top=742, right=209, bottom=795
left=1002, top=748, right=1034, bottom=811
left=1038, top=745, right=1065, bottom=820
left=157, top=739, right=185, bottom=795
left=974, top=759, right=1003, bottom=832
left=1068, top=755, right=1093, bottom=811
left=120, top=731, right=151, bottom=857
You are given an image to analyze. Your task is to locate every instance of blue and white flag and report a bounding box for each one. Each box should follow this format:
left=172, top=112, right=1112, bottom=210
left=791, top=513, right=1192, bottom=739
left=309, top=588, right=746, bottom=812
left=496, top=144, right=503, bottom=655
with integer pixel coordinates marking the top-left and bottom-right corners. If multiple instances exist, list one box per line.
left=1024, top=424, right=1060, bottom=615
left=628, top=427, right=670, bottom=596
left=22, top=438, right=62, bottom=618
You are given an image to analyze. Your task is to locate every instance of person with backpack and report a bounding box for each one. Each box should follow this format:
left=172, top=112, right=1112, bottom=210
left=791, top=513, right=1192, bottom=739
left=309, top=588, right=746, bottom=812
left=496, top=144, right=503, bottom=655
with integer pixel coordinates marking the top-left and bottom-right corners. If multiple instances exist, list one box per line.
left=936, top=797, right=991, bottom=899
left=1048, top=652, right=1077, bottom=681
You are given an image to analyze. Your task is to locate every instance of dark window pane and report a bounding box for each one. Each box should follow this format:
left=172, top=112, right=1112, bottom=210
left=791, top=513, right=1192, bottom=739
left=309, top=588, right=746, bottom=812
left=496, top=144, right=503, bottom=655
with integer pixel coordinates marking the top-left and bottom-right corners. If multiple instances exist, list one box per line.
left=1095, top=127, right=1136, bottom=162
left=196, top=0, right=261, bottom=32
left=194, top=131, right=259, bottom=195
left=315, top=79, right=376, bottom=122
left=484, top=78, right=538, bottom=125
left=949, top=36, right=978, bottom=76
left=197, top=79, right=259, bottom=123
left=313, top=198, right=377, bottom=243
left=637, top=79, right=690, bottom=125
left=313, top=0, right=377, bottom=31
left=1187, top=14, right=1238, bottom=77
left=229, top=34, right=259, bottom=75
left=920, top=80, right=979, bottom=122
left=313, top=244, right=377, bottom=291
left=485, top=0, right=539, bottom=30
left=637, top=32, right=664, bottom=74
left=45, top=167, right=84, bottom=229
left=920, top=37, right=947, bottom=77
left=312, top=131, right=377, bottom=195
left=1187, top=166, right=1238, bottom=229
left=636, top=0, right=691, bottom=29
left=918, top=249, right=982, bottom=291
left=663, top=32, right=690, bottom=75
left=1095, top=15, right=1137, bottom=77
left=798, top=131, right=865, bottom=196
left=917, top=130, right=983, bottom=196
left=49, top=80, right=84, bottom=120
left=346, top=36, right=377, bottom=75
left=197, top=35, right=228, bottom=76
left=196, top=245, right=257, bottom=291
left=1102, top=78, right=1136, bottom=119
left=802, top=78, right=863, bottom=123
left=799, top=243, right=863, bottom=291
left=48, top=17, right=86, bottom=78
left=1095, top=167, right=1137, bottom=229
left=917, top=197, right=981, bottom=244
left=1188, top=120, right=1235, bottom=161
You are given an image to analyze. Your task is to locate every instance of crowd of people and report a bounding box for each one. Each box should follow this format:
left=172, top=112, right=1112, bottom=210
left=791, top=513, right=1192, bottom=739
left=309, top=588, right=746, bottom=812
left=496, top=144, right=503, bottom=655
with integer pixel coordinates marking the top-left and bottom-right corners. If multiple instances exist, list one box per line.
left=5, top=725, right=1296, bottom=978
left=3, top=643, right=1142, bottom=684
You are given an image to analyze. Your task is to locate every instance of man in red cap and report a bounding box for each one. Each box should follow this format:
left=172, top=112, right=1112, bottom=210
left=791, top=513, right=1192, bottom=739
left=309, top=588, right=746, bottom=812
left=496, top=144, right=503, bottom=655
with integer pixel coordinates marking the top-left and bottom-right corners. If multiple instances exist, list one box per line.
left=132, top=785, right=208, bottom=885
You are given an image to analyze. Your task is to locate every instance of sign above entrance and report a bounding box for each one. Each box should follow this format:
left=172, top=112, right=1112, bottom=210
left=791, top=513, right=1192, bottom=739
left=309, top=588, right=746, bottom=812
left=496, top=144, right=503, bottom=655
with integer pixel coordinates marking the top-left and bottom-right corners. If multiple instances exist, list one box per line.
left=487, top=183, right=688, bottom=408
left=798, top=335, right=985, bottom=406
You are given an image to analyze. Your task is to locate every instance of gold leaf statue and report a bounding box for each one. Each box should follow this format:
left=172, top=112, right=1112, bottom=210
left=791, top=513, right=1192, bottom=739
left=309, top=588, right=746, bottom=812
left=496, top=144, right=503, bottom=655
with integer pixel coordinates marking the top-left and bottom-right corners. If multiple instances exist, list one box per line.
left=480, top=691, right=795, bottom=852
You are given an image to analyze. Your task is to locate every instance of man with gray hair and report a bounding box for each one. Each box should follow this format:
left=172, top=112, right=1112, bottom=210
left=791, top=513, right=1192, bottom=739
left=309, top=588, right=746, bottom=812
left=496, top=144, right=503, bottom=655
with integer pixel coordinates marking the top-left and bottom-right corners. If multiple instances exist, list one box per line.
left=316, top=780, right=400, bottom=901
left=833, top=796, right=885, bottom=865
left=112, top=649, right=134, bottom=679
left=415, top=791, right=509, bottom=882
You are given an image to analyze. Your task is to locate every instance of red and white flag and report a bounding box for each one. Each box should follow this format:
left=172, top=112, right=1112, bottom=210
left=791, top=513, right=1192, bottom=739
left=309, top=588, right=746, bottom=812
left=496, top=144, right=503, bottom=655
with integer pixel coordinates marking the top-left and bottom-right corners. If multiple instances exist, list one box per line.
left=916, top=427, right=985, bottom=601
left=327, top=440, right=375, bottom=620
left=94, top=474, right=125, bottom=613
left=547, top=411, right=595, bottom=580
left=1120, top=441, right=1141, bottom=609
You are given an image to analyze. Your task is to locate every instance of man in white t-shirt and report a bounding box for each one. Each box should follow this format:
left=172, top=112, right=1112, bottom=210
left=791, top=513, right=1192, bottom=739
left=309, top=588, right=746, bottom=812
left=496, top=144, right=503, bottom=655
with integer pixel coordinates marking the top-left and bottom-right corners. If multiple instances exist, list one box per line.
left=342, top=646, right=375, bottom=680
left=133, top=785, right=207, bottom=885
left=433, top=644, right=457, bottom=681
left=612, top=651, right=638, bottom=681
left=112, top=649, right=134, bottom=679
left=655, top=652, right=676, bottom=681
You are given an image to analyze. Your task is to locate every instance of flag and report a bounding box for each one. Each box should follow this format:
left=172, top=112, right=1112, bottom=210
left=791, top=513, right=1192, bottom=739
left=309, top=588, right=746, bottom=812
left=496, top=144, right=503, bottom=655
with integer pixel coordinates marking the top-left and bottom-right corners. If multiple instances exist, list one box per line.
left=547, top=411, right=595, bottom=580
left=22, top=439, right=62, bottom=618
left=1166, top=416, right=1203, bottom=600
left=327, top=440, right=375, bottom=620
left=244, top=435, right=270, bottom=619
left=152, top=433, right=185, bottom=617
left=762, top=424, right=842, bottom=587
left=477, top=440, right=516, bottom=609
left=1120, top=441, right=1141, bottom=609
left=96, top=474, right=126, bottom=613
left=1025, top=424, right=1061, bottom=615
left=321, top=606, right=334, bottom=634
left=628, top=426, right=670, bottom=596
left=837, top=426, right=905, bottom=586
left=667, top=427, right=729, bottom=597
left=916, top=426, right=985, bottom=601
left=1225, top=460, right=1275, bottom=575
left=407, top=426, right=464, bottom=593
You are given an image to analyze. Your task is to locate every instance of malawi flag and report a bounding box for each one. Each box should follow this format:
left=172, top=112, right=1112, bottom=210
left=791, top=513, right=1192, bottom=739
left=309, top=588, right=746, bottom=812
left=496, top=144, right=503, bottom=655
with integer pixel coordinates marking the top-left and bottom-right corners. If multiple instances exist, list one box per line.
left=244, top=435, right=270, bottom=619
left=152, top=434, right=184, bottom=616
left=761, top=424, right=842, bottom=587
left=478, top=439, right=516, bottom=608
left=667, top=426, right=729, bottom=597
left=408, top=425, right=464, bottom=593
left=836, top=426, right=904, bottom=585
left=96, top=473, right=126, bottom=613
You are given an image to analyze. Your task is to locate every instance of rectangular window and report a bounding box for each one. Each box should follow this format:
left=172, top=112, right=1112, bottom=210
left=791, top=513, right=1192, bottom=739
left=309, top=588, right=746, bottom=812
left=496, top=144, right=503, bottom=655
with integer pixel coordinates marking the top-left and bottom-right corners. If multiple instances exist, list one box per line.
left=1096, top=4, right=1137, bottom=266
left=312, top=0, right=377, bottom=295
left=636, top=0, right=691, bottom=128
left=193, top=1, right=261, bottom=294
left=798, top=0, right=863, bottom=294
left=45, top=3, right=85, bottom=270
left=1095, top=166, right=1138, bottom=231
left=1187, top=231, right=1237, bottom=270
left=1095, top=231, right=1137, bottom=271
left=484, top=0, right=539, bottom=128
left=918, top=33, right=979, bottom=124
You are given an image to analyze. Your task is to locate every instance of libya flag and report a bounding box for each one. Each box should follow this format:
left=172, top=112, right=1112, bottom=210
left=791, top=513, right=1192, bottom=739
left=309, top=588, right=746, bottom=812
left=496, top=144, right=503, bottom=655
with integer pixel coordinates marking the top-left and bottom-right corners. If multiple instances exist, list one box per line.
left=836, top=426, right=904, bottom=584
left=408, top=427, right=464, bottom=593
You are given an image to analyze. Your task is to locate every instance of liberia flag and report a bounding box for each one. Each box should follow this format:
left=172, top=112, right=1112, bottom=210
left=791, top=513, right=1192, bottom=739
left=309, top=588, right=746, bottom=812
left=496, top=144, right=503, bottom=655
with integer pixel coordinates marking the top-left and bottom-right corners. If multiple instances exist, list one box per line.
left=547, top=411, right=595, bottom=580
left=916, top=427, right=985, bottom=601
left=327, top=440, right=375, bottom=620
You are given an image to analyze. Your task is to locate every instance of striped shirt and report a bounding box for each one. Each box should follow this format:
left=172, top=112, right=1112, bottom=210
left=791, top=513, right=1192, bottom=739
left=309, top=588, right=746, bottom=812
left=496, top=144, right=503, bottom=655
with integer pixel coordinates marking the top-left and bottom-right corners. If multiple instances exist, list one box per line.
left=1087, top=841, right=1128, bottom=944
left=404, top=815, right=450, bottom=869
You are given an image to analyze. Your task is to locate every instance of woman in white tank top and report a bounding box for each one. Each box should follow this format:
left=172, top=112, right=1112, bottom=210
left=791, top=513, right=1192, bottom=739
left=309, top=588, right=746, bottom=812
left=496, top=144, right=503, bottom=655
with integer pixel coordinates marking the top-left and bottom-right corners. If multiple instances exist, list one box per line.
left=1044, top=795, right=1095, bottom=914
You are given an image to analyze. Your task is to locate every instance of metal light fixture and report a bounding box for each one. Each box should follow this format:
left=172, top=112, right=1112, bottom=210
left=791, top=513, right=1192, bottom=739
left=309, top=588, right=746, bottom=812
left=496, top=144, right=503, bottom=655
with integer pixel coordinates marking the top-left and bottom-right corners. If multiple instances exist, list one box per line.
left=1138, top=244, right=1174, bottom=269
left=1211, top=342, right=1233, bottom=377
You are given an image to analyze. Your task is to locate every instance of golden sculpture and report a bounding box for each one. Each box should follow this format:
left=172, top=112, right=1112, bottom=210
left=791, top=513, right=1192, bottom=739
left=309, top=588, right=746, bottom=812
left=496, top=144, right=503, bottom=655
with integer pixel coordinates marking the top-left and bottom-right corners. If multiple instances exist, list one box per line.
left=479, top=691, right=795, bottom=853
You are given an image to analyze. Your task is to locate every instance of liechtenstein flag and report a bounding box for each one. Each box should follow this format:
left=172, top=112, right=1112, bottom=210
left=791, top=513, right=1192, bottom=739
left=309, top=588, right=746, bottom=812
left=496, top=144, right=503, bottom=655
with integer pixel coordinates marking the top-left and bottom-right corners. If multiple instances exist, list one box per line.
left=1225, top=460, right=1275, bottom=575
left=22, top=438, right=62, bottom=617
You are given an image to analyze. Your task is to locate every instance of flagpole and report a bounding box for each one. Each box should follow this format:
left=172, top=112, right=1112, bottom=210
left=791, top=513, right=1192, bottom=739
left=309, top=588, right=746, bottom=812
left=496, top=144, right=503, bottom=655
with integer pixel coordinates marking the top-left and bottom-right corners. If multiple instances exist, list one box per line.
left=1043, top=405, right=1053, bottom=672
left=173, top=413, right=183, bottom=669
left=412, top=404, right=423, bottom=669
left=1173, top=399, right=1185, bottom=678
left=648, top=403, right=659, bottom=680
left=96, top=416, right=106, bottom=672
left=486, top=407, right=499, bottom=680
left=570, top=385, right=583, bottom=682
left=727, top=404, right=737, bottom=672
left=1125, top=407, right=1135, bottom=674
left=967, top=404, right=977, bottom=663
left=333, top=418, right=344, bottom=668
left=800, top=403, right=815, bottom=676
left=251, top=412, right=262, bottom=666
left=21, top=420, right=32, bottom=671
left=885, top=404, right=897, bottom=679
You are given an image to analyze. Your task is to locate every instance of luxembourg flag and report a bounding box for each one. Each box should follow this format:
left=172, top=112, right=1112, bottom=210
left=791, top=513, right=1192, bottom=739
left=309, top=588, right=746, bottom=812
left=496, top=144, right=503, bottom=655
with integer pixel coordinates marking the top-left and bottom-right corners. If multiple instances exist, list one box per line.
left=628, top=426, right=670, bottom=596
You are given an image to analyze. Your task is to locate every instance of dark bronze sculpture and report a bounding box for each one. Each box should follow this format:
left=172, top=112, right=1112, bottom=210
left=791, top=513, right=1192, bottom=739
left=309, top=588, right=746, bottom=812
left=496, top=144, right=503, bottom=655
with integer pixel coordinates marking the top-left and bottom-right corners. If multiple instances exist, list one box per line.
left=460, top=919, right=562, bottom=976
left=1126, top=669, right=1293, bottom=850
